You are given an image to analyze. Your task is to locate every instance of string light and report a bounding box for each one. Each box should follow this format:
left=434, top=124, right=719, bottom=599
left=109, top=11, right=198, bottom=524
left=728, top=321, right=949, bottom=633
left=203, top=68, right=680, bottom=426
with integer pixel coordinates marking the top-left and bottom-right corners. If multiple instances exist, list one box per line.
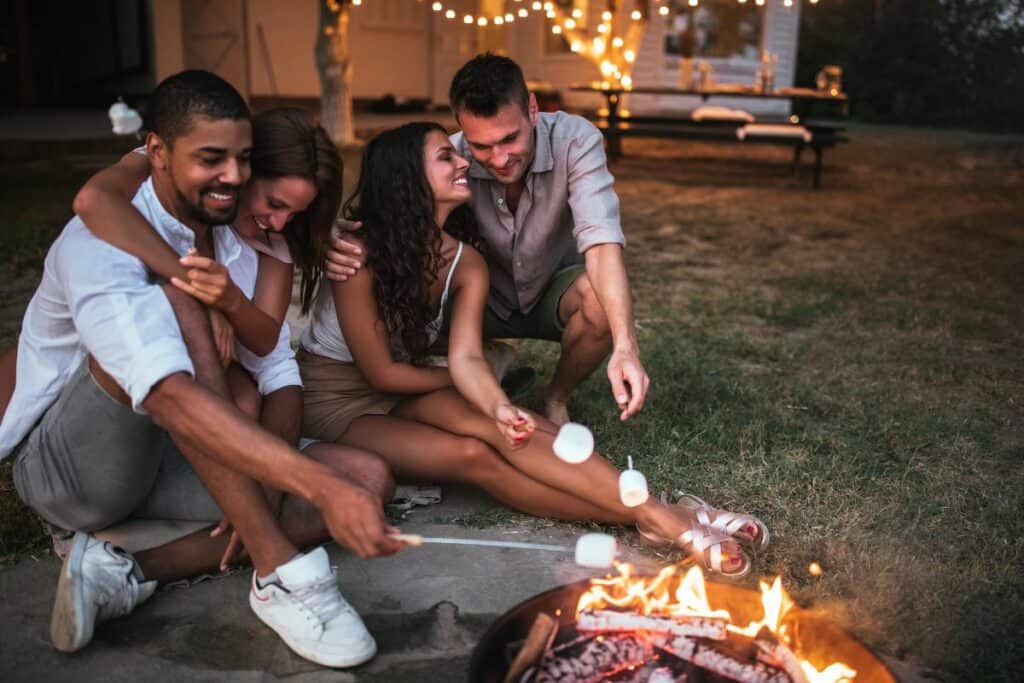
left=445, top=8, right=455, bottom=18
left=431, top=1, right=442, bottom=10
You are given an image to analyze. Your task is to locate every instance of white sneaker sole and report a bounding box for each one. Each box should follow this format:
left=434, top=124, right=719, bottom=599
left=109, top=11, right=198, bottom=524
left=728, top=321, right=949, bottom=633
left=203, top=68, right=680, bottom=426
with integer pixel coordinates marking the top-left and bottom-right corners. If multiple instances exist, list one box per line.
left=50, top=532, right=90, bottom=652
left=250, top=590, right=377, bottom=668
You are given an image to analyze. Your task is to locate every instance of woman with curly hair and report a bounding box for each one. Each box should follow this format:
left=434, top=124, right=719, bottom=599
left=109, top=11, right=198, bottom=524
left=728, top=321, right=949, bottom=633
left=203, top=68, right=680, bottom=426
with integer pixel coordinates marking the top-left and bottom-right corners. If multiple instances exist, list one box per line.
left=298, top=122, right=765, bottom=578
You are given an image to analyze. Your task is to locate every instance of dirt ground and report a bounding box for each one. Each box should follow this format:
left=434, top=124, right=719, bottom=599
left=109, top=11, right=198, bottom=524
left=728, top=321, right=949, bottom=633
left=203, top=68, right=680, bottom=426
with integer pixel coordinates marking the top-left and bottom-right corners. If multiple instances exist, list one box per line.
left=1, top=124, right=1022, bottom=679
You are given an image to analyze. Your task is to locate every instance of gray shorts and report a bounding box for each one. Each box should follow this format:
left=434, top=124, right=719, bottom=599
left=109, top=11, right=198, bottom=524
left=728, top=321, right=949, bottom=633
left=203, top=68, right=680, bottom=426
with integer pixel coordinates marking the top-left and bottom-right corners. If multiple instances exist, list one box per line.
left=11, top=360, right=221, bottom=532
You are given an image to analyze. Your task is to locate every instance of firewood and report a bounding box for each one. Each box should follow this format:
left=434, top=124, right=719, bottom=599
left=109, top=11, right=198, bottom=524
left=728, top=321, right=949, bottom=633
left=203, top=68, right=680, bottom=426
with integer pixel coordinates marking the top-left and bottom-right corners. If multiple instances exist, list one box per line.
left=576, top=609, right=728, bottom=640
left=656, top=635, right=791, bottom=683
left=533, top=634, right=653, bottom=683
left=504, top=612, right=558, bottom=683
left=752, top=627, right=810, bottom=683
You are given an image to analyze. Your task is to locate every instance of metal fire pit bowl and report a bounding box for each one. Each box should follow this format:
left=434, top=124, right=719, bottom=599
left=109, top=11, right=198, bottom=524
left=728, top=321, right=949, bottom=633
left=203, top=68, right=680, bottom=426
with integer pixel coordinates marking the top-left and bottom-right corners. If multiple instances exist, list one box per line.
left=469, top=577, right=896, bottom=682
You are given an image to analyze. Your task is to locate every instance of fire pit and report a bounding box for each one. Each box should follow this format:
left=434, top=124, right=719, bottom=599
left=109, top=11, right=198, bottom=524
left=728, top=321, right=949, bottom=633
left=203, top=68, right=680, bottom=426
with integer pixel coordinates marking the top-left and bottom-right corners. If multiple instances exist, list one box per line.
left=470, top=564, right=895, bottom=683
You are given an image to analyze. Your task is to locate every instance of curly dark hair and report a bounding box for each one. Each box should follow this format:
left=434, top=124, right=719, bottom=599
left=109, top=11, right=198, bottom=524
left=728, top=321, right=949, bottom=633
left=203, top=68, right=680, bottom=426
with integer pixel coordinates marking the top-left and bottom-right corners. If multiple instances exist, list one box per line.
left=342, top=122, right=479, bottom=359
left=250, top=107, right=342, bottom=314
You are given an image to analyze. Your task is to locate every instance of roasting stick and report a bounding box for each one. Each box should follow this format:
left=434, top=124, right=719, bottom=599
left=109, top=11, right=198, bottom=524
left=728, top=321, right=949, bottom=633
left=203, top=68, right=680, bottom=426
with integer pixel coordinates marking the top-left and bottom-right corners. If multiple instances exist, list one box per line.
left=390, top=532, right=618, bottom=568
left=390, top=534, right=570, bottom=553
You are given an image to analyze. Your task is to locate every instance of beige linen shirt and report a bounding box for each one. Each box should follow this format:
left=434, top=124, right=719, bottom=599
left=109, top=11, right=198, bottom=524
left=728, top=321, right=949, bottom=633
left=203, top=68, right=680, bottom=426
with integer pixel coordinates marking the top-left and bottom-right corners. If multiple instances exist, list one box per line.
left=451, top=111, right=625, bottom=319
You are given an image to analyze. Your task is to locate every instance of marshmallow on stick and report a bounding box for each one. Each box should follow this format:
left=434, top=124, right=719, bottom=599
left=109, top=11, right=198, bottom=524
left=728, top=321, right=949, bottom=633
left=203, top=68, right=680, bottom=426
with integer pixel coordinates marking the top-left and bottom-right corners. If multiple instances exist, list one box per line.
left=553, top=422, right=594, bottom=463
left=390, top=532, right=617, bottom=568
left=618, top=456, right=649, bottom=508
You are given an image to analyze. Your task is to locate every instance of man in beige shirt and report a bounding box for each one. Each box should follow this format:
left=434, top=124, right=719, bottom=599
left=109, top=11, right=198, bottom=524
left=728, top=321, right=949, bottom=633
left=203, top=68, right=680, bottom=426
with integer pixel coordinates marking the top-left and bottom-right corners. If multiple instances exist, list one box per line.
left=329, top=54, right=648, bottom=425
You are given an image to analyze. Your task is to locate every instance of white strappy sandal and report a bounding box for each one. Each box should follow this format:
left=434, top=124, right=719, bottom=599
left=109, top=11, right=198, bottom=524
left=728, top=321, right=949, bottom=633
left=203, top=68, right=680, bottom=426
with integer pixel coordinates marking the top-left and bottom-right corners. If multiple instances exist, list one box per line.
left=636, top=521, right=752, bottom=579
left=675, top=493, right=771, bottom=553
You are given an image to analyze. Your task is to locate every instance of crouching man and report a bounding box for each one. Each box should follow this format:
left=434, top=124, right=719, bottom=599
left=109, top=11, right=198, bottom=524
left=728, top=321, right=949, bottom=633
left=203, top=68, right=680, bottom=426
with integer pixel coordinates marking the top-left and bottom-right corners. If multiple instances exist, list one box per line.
left=0, top=70, right=403, bottom=667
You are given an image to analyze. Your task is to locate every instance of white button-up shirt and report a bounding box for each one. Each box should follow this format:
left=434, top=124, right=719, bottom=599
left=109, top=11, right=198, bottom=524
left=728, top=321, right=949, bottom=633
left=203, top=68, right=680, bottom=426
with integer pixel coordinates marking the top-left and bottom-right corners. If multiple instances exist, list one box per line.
left=0, top=178, right=301, bottom=460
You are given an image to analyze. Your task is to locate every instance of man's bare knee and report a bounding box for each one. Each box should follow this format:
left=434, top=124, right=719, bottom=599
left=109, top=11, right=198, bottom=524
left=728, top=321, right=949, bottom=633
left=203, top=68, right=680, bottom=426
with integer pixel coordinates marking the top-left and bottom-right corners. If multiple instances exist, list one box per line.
left=347, top=453, right=395, bottom=500
left=565, top=275, right=611, bottom=341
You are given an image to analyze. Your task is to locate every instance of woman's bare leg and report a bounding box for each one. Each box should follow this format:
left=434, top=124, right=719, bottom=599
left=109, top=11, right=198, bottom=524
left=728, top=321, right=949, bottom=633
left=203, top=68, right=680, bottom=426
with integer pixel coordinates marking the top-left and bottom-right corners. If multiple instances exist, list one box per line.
left=340, top=413, right=628, bottom=523
left=395, top=388, right=747, bottom=571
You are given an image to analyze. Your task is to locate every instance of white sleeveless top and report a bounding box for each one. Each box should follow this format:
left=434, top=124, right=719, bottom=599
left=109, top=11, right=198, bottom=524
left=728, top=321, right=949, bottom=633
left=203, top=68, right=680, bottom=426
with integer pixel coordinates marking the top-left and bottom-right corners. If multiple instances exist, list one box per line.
left=300, top=241, right=464, bottom=363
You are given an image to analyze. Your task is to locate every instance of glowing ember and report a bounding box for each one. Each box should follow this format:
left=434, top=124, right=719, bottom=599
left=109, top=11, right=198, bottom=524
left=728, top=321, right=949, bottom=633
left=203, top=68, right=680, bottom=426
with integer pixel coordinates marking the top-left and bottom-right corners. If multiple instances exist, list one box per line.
left=575, top=563, right=857, bottom=682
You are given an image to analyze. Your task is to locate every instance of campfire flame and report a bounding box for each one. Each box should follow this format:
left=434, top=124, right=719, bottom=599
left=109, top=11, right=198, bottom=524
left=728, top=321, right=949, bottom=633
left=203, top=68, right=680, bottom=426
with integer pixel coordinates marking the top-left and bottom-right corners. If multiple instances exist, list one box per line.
left=576, top=563, right=857, bottom=682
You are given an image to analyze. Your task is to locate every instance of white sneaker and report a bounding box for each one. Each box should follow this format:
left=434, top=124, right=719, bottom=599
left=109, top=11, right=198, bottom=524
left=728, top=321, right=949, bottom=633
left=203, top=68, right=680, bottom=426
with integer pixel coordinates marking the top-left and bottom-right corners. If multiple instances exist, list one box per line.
left=50, top=531, right=157, bottom=652
left=249, top=547, right=377, bottom=668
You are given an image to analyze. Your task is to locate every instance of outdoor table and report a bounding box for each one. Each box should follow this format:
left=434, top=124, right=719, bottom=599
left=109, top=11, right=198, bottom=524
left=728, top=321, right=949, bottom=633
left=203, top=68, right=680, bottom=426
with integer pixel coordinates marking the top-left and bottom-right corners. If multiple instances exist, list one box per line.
left=570, top=84, right=850, bottom=187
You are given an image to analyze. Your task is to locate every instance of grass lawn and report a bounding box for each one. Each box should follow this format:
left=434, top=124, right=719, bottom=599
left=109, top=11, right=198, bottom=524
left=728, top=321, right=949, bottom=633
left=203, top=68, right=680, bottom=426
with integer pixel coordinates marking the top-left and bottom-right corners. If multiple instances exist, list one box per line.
left=1, top=126, right=1023, bottom=680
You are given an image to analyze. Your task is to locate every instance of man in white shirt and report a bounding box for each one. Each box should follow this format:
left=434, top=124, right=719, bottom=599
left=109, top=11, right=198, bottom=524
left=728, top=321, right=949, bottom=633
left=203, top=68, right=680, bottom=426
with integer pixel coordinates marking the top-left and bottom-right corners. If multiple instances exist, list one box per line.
left=0, top=70, right=402, bottom=667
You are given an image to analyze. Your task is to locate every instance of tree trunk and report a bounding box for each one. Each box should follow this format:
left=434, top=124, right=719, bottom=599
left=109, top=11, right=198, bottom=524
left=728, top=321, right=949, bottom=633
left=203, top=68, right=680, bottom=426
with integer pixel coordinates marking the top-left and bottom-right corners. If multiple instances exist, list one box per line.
left=316, top=0, right=356, bottom=145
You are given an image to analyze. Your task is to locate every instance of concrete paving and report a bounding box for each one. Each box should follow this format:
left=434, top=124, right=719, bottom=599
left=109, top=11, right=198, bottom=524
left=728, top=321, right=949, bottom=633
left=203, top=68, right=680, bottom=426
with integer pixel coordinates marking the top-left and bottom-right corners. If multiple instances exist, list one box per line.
left=0, top=485, right=937, bottom=682
left=0, top=486, right=657, bottom=682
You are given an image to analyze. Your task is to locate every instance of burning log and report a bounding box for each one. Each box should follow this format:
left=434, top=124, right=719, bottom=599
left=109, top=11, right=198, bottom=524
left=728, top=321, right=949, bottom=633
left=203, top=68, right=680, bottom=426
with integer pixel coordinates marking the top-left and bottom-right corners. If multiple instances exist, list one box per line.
left=657, top=635, right=791, bottom=683
left=576, top=609, right=728, bottom=640
left=532, top=634, right=653, bottom=683
left=752, top=627, right=810, bottom=683
left=504, top=613, right=559, bottom=683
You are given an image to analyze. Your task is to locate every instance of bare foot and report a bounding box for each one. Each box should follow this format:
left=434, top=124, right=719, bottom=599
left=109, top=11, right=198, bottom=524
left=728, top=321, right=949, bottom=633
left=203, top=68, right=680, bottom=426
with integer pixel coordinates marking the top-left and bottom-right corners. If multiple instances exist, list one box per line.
left=545, top=399, right=571, bottom=426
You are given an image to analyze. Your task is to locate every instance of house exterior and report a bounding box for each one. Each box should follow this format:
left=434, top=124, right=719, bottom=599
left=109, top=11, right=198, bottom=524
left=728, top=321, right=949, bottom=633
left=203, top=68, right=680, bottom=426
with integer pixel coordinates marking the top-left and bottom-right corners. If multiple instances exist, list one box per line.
left=152, top=0, right=802, bottom=116
left=1, top=0, right=801, bottom=117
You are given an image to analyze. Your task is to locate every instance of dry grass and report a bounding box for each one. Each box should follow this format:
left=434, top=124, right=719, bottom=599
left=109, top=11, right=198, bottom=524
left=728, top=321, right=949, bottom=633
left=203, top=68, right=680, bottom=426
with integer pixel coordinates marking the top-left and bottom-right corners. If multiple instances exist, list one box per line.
left=1, top=126, right=1023, bottom=679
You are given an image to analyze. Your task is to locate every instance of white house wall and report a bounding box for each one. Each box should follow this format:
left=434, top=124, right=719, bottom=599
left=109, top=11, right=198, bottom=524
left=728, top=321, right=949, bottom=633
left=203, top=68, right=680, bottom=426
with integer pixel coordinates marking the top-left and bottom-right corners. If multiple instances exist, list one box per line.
left=151, top=0, right=800, bottom=115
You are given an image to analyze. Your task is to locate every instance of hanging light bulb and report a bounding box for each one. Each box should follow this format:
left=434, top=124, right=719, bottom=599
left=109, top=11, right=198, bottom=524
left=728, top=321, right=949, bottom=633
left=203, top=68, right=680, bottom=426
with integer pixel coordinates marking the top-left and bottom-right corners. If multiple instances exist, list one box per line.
left=631, top=10, right=642, bottom=20
left=593, top=36, right=606, bottom=54
left=621, top=75, right=633, bottom=88
left=688, top=0, right=698, bottom=7
left=658, top=6, right=669, bottom=16
left=602, top=10, right=612, bottom=21
left=597, top=23, right=608, bottom=33
left=505, top=12, right=514, bottom=21
left=572, top=8, right=583, bottom=18
left=431, top=1, right=441, bottom=10
left=624, top=49, right=636, bottom=63
left=494, top=15, right=504, bottom=24
left=612, top=36, right=623, bottom=48
left=464, top=13, right=474, bottom=23
left=532, top=1, right=541, bottom=9
left=477, top=16, right=487, bottom=25
left=565, top=18, right=576, bottom=29
left=518, top=8, right=528, bottom=16
left=552, top=24, right=562, bottom=34
left=546, top=9, right=555, bottom=18
left=570, top=40, right=582, bottom=52
left=445, top=8, right=455, bottom=18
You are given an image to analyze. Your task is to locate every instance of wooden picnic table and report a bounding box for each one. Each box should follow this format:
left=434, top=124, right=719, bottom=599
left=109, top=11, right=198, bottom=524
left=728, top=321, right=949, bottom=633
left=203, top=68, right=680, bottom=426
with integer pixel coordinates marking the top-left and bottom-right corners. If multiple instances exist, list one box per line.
left=570, top=84, right=850, bottom=188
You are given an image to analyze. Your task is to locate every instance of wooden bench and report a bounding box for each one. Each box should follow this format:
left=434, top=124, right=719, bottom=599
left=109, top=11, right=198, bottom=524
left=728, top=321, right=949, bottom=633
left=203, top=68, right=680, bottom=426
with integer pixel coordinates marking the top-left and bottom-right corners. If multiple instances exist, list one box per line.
left=593, top=114, right=848, bottom=188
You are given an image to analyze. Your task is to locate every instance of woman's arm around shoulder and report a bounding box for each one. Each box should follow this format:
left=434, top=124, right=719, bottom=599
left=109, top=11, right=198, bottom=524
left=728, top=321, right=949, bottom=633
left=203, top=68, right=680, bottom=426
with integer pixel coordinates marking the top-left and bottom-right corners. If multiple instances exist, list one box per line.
left=73, top=150, right=187, bottom=282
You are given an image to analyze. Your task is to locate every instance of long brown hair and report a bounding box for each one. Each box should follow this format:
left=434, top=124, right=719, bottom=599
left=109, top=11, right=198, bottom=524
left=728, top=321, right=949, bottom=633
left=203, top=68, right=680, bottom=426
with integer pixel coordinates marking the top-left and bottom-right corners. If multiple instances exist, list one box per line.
left=342, top=122, right=479, bottom=360
left=250, top=107, right=342, bottom=314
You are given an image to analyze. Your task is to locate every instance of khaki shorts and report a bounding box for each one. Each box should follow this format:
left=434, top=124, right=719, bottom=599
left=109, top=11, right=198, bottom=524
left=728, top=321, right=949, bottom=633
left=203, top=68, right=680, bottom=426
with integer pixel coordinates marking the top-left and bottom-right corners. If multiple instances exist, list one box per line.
left=11, top=360, right=221, bottom=533
left=298, top=349, right=402, bottom=443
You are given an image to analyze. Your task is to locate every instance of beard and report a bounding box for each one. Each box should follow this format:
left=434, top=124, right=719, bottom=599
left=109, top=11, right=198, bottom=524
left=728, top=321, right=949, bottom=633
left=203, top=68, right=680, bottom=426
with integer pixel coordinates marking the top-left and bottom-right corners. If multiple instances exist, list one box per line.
left=175, top=183, right=241, bottom=226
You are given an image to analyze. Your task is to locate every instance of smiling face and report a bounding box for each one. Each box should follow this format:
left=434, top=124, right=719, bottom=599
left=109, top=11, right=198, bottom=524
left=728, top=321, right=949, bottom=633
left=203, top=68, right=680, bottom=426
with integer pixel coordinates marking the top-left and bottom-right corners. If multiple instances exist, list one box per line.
left=233, top=175, right=318, bottom=239
left=423, top=129, right=471, bottom=210
left=149, top=115, right=253, bottom=228
left=456, top=94, right=538, bottom=185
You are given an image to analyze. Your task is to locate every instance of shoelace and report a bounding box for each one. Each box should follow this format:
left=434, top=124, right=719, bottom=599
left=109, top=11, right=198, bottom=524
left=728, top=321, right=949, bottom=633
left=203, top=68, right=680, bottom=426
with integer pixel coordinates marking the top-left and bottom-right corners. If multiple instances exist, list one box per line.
left=290, top=573, right=349, bottom=627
